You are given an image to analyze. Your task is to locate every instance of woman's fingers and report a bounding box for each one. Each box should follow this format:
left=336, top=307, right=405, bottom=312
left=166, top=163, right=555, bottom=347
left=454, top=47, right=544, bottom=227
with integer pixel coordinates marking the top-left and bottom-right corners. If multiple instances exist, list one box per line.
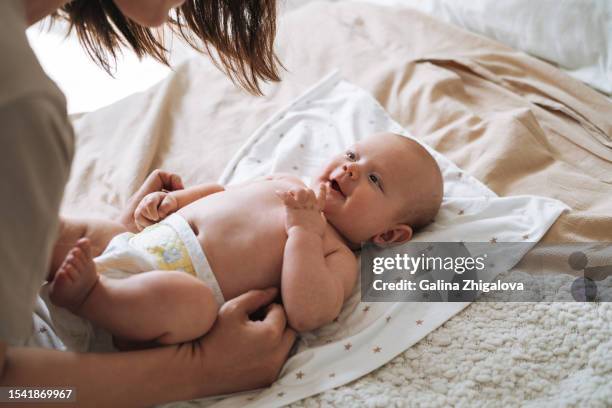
left=169, top=173, right=184, bottom=191
left=258, top=303, right=287, bottom=333
left=146, top=169, right=184, bottom=192
left=226, top=287, right=278, bottom=318
left=279, top=326, right=297, bottom=355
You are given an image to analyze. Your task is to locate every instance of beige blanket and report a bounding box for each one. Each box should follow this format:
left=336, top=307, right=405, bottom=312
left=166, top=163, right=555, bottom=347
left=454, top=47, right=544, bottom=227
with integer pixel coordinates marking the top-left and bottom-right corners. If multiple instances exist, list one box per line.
left=64, top=2, right=612, bottom=405
left=66, top=3, right=611, bottom=243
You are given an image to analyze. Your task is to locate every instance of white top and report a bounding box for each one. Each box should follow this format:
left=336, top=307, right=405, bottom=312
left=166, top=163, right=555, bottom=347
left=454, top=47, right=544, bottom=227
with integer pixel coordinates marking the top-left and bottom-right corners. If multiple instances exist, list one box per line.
left=0, top=0, right=74, bottom=346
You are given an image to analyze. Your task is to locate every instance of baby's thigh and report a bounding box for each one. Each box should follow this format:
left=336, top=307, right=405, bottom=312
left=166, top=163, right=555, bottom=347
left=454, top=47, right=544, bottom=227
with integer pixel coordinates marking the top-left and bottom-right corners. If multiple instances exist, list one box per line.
left=141, top=271, right=220, bottom=344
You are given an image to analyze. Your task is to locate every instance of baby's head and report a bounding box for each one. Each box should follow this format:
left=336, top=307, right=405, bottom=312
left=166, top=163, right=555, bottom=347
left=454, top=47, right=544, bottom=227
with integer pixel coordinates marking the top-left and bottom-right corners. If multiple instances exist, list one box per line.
left=315, top=132, right=443, bottom=245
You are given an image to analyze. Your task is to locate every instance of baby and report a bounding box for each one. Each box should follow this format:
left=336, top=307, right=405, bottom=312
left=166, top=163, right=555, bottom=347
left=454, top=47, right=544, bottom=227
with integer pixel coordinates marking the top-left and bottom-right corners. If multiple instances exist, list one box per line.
left=48, top=132, right=443, bottom=345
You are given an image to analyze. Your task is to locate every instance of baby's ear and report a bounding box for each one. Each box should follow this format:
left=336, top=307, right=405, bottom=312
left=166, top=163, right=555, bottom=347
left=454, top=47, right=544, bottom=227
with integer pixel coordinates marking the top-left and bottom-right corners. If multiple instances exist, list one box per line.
left=372, top=224, right=413, bottom=247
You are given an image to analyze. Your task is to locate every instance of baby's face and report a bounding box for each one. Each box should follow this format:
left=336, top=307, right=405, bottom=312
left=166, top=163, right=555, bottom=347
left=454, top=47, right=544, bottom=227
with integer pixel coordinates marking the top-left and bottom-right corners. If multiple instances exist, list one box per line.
left=315, top=133, right=427, bottom=244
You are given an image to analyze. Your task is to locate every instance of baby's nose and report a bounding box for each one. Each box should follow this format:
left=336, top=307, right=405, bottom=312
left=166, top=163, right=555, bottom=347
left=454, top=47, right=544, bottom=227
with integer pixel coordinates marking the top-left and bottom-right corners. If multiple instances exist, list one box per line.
left=342, top=163, right=359, bottom=180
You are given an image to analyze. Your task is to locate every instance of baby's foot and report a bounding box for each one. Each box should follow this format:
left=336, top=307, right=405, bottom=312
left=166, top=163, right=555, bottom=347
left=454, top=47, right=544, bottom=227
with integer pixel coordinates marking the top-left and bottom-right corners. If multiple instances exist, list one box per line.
left=49, top=238, right=98, bottom=313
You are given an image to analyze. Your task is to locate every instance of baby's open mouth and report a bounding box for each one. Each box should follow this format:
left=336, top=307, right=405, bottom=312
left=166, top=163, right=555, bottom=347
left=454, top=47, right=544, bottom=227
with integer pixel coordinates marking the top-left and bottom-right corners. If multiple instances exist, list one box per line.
left=330, top=179, right=346, bottom=198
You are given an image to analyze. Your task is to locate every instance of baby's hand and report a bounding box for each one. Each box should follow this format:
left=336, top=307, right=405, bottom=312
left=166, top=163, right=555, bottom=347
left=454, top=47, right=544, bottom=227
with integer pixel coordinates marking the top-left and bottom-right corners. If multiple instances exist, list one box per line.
left=276, top=185, right=327, bottom=237
left=134, top=191, right=178, bottom=230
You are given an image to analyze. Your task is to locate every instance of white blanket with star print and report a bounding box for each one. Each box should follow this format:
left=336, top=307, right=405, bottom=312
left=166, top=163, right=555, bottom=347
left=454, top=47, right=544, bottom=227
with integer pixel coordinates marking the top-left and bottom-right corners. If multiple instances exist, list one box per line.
left=172, top=71, right=568, bottom=408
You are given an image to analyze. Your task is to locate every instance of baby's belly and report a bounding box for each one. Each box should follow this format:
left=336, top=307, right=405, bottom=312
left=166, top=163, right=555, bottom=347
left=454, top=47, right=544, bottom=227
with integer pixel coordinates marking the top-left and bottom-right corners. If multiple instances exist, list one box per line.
left=178, top=178, right=303, bottom=301
left=185, top=211, right=288, bottom=301
left=208, top=238, right=285, bottom=300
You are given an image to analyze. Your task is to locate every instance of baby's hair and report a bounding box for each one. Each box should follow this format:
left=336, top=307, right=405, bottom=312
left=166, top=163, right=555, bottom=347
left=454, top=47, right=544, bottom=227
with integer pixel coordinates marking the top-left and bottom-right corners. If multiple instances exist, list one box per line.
left=399, top=191, right=442, bottom=231
left=394, top=137, right=443, bottom=230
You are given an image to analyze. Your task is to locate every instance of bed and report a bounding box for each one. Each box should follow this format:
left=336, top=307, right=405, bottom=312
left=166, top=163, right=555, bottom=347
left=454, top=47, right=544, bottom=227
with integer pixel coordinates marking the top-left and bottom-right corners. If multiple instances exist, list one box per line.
left=57, top=1, right=612, bottom=406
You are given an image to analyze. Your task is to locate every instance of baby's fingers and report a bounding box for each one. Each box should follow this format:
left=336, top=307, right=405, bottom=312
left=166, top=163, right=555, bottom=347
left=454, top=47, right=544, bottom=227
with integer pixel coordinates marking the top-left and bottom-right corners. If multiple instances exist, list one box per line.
left=134, top=204, right=154, bottom=231
left=275, top=190, right=297, bottom=207
left=316, top=183, right=327, bottom=211
left=143, top=196, right=161, bottom=221
left=158, top=195, right=178, bottom=218
left=293, top=188, right=318, bottom=209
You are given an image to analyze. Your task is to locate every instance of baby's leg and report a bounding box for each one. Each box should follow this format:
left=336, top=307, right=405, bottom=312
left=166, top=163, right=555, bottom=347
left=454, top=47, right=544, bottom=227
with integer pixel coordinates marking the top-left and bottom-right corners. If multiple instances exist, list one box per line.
left=48, top=217, right=127, bottom=281
left=50, top=240, right=219, bottom=344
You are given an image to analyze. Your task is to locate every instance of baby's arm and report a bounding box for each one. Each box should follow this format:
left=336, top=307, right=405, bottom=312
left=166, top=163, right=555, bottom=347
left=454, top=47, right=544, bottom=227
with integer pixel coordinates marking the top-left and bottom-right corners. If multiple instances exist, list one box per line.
left=168, top=183, right=225, bottom=208
left=277, top=187, right=357, bottom=332
left=135, top=183, right=224, bottom=230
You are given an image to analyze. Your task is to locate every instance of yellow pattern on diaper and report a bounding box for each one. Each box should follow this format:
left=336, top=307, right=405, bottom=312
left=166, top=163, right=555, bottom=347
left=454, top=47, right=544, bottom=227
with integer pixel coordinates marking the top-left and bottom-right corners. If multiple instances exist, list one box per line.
left=129, top=223, right=196, bottom=276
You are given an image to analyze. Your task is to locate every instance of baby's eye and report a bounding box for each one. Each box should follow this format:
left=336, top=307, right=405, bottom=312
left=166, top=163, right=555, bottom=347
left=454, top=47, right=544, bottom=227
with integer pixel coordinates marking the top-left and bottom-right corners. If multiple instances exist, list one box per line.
left=369, top=174, right=382, bottom=188
left=345, top=151, right=357, bottom=161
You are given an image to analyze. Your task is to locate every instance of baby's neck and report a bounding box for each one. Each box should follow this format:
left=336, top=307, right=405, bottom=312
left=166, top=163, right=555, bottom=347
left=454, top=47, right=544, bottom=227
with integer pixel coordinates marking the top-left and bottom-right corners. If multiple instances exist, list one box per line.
left=326, top=221, right=361, bottom=251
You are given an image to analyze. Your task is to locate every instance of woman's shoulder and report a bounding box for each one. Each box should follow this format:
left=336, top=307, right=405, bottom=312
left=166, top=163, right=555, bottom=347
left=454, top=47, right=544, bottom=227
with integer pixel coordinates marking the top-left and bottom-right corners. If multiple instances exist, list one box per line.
left=0, top=0, right=66, bottom=111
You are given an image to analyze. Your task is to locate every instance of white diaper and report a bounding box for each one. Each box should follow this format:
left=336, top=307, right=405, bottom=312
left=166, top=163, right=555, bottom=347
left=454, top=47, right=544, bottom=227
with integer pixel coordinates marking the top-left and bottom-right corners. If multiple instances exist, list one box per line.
left=96, top=213, right=225, bottom=305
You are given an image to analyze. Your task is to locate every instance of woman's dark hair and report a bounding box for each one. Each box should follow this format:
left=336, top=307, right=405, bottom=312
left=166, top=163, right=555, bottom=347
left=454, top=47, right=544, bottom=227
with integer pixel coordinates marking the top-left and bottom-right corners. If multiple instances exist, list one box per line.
left=54, top=0, right=281, bottom=95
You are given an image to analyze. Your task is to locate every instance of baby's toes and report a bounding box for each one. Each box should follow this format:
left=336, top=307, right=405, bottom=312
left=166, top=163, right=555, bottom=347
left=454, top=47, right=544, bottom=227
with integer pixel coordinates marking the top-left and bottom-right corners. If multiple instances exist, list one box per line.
left=59, top=262, right=77, bottom=283
left=49, top=268, right=71, bottom=302
left=67, top=249, right=86, bottom=272
left=54, top=268, right=70, bottom=286
left=76, top=238, right=92, bottom=259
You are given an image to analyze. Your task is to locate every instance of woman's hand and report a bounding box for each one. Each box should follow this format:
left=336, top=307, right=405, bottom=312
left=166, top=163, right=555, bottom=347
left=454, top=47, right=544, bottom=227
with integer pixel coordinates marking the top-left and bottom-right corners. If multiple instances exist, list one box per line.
left=194, top=287, right=296, bottom=395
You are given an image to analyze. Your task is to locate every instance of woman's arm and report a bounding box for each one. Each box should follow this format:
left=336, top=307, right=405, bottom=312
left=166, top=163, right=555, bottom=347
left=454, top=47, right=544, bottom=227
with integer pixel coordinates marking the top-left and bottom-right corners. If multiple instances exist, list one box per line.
left=0, top=288, right=295, bottom=407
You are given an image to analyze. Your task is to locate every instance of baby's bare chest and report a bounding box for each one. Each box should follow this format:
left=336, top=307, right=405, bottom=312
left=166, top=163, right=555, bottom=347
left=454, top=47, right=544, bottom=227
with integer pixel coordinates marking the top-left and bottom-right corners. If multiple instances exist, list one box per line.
left=183, top=180, right=342, bottom=270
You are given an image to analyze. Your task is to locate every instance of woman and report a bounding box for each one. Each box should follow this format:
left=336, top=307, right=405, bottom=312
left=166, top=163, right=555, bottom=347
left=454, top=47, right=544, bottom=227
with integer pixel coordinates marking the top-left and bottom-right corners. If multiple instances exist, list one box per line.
left=0, top=0, right=294, bottom=405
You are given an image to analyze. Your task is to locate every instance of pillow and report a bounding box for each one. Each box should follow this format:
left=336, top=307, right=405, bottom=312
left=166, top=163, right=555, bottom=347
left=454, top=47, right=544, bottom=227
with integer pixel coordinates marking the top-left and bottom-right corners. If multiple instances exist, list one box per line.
left=351, top=0, right=611, bottom=95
